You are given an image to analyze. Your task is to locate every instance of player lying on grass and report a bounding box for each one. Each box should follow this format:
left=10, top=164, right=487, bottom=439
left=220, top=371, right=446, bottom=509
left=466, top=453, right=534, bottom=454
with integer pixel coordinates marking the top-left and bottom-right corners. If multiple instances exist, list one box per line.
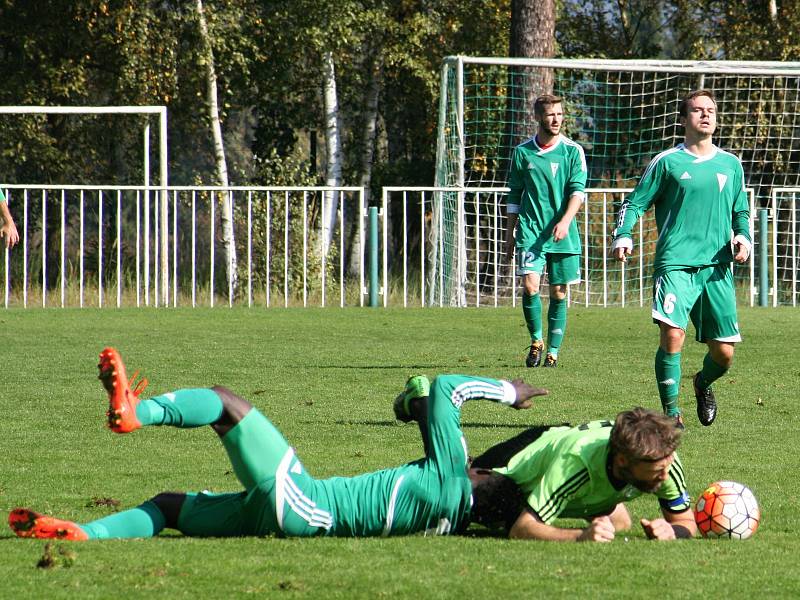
left=9, top=348, right=546, bottom=541
left=397, top=381, right=697, bottom=542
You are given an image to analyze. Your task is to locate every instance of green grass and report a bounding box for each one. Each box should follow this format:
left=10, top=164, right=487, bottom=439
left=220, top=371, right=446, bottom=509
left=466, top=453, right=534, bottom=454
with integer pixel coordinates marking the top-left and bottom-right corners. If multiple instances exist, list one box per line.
left=1, top=306, right=799, bottom=599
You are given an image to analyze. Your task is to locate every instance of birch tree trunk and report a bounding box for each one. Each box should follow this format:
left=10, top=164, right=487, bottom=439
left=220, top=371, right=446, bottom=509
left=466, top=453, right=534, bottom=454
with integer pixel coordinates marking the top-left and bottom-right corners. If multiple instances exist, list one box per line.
left=347, top=56, right=382, bottom=275
left=322, top=51, right=342, bottom=256
left=197, top=0, right=238, bottom=293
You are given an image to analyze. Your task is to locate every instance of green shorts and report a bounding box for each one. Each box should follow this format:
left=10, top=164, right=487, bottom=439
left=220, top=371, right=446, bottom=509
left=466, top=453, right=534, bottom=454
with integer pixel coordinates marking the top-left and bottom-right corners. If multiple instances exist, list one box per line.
left=175, top=408, right=329, bottom=538
left=516, top=249, right=581, bottom=285
left=652, top=264, right=741, bottom=343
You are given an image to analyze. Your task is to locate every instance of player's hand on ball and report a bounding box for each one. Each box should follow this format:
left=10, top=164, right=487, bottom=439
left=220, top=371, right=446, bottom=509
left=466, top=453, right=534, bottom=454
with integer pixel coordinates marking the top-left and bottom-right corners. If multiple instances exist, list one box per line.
left=579, top=516, right=615, bottom=542
left=510, top=379, right=548, bottom=409
left=640, top=518, right=675, bottom=541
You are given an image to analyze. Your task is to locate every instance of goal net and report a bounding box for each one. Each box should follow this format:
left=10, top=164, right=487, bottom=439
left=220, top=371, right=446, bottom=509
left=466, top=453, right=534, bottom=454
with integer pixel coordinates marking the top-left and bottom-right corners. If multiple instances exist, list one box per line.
left=431, top=57, right=800, bottom=307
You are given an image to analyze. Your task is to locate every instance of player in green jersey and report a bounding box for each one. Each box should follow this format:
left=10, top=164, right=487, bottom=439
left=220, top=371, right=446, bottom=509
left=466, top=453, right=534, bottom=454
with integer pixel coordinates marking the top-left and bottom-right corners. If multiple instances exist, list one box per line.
left=611, top=90, right=751, bottom=429
left=505, top=94, right=587, bottom=368
left=9, top=348, right=546, bottom=541
left=404, top=396, right=696, bottom=542
left=0, top=189, right=19, bottom=248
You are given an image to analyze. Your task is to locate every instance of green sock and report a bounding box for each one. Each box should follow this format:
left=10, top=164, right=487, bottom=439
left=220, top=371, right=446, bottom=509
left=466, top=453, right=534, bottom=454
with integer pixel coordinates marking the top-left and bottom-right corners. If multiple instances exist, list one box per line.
left=522, top=292, right=543, bottom=341
left=655, top=348, right=681, bottom=416
left=546, top=297, right=567, bottom=356
left=80, top=501, right=165, bottom=540
left=699, top=353, right=728, bottom=389
left=136, top=388, right=224, bottom=428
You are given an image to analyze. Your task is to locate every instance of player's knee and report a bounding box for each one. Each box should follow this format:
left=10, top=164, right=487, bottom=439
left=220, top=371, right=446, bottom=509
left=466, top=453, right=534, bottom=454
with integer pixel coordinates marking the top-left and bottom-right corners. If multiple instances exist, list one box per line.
left=660, top=325, right=685, bottom=351
left=550, top=285, right=567, bottom=300
left=523, top=279, right=540, bottom=295
left=712, top=345, right=735, bottom=367
left=210, top=386, right=253, bottom=435
left=212, top=385, right=252, bottom=416
left=150, top=492, right=187, bottom=529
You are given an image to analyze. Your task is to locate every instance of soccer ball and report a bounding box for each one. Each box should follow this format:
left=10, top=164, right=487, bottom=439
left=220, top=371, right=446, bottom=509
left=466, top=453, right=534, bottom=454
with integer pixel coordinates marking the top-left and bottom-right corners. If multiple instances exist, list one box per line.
left=694, top=481, right=760, bottom=539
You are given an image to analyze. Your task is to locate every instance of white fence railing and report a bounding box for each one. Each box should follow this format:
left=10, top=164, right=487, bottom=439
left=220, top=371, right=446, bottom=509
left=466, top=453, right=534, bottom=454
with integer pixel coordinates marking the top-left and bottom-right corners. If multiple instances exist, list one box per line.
left=1, top=185, right=366, bottom=308
left=383, top=186, right=763, bottom=308
left=1, top=184, right=795, bottom=308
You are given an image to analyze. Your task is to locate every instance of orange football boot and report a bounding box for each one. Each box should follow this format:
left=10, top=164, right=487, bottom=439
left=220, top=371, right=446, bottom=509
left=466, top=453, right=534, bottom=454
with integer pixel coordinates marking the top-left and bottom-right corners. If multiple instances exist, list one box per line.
left=98, top=347, right=148, bottom=433
left=9, top=508, right=88, bottom=541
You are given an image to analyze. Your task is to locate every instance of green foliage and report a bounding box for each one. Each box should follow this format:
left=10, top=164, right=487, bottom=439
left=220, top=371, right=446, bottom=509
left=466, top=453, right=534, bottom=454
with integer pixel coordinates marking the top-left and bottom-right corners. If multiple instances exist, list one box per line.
left=244, top=151, right=327, bottom=298
left=0, top=306, right=799, bottom=597
left=0, top=0, right=798, bottom=193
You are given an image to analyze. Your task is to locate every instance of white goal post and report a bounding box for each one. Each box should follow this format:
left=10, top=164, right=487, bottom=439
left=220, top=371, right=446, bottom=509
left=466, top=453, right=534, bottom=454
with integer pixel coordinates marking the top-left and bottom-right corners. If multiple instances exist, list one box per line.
left=0, top=105, right=170, bottom=304
left=432, top=57, right=800, bottom=307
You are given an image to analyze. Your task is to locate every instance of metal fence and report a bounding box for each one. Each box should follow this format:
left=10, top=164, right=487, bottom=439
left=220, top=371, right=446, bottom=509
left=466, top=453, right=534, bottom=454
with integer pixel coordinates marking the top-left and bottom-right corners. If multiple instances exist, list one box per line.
left=1, top=184, right=795, bottom=308
left=383, top=186, right=769, bottom=308
left=1, top=185, right=365, bottom=308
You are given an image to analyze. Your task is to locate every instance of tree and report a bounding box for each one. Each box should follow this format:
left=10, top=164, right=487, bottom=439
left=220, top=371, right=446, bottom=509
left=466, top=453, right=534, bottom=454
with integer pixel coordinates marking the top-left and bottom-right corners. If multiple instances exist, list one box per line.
left=499, top=0, right=555, bottom=183
left=196, top=0, right=238, bottom=294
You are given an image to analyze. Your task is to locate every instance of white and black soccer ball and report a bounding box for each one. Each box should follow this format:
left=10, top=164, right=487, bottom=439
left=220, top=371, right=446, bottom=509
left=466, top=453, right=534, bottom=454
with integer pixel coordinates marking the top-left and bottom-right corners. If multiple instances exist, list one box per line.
left=694, top=480, right=760, bottom=539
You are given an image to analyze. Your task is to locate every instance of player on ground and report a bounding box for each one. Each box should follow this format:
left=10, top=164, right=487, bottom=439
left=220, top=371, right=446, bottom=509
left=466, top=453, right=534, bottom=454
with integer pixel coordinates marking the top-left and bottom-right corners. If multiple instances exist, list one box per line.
left=0, top=190, right=19, bottom=248
left=611, top=89, right=751, bottom=429
left=505, top=94, right=587, bottom=368
left=403, top=391, right=697, bottom=542
left=9, top=348, right=545, bottom=541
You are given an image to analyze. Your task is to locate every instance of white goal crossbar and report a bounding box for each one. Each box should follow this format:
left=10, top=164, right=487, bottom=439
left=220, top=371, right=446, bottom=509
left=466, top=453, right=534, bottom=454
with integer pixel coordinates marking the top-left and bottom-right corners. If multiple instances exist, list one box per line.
left=0, top=105, right=170, bottom=302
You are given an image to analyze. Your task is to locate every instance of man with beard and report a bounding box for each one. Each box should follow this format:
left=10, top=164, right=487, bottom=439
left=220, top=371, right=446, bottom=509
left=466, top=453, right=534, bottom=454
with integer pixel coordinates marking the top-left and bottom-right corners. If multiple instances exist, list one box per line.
left=504, top=94, right=587, bottom=368
left=611, top=90, right=751, bottom=430
left=469, top=407, right=696, bottom=542
left=395, top=377, right=696, bottom=542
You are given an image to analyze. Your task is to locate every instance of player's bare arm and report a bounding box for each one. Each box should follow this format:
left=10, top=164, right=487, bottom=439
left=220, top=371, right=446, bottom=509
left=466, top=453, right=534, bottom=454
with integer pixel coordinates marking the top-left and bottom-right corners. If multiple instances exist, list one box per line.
left=733, top=236, right=750, bottom=264
left=0, top=202, right=19, bottom=249
left=641, top=507, right=696, bottom=541
left=552, top=193, right=584, bottom=242
left=593, top=503, right=632, bottom=531
left=509, top=508, right=615, bottom=542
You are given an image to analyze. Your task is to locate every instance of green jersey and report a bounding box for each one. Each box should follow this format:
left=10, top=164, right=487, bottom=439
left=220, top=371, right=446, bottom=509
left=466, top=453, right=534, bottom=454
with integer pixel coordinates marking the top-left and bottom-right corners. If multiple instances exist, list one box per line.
left=613, top=144, right=751, bottom=275
left=278, top=375, right=517, bottom=537
left=494, top=420, right=690, bottom=523
left=507, top=134, right=587, bottom=255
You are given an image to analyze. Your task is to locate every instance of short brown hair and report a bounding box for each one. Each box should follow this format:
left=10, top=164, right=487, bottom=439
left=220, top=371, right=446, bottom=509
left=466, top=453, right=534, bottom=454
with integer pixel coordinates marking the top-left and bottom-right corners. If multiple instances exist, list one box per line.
left=534, top=94, right=563, bottom=117
left=678, top=89, right=717, bottom=117
left=609, top=407, right=682, bottom=462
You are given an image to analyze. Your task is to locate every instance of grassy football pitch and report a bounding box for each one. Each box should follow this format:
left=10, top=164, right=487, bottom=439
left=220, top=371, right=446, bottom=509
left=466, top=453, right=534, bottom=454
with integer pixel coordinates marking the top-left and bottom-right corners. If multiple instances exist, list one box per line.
left=1, top=306, right=798, bottom=599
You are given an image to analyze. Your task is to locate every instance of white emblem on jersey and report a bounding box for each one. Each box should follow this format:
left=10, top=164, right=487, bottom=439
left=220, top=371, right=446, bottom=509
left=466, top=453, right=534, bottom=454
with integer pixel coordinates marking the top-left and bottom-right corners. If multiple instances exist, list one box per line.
left=164, top=392, right=176, bottom=402
left=680, top=171, right=691, bottom=180
left=717, top=173, right=728, bottom=191
left=658, top=378, right=676, bottom=386
left=527, top=161, right=535, bottom=170
left=550, top=163, right=559, bottom=177
left=291, top=462, right=302, bottom=475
